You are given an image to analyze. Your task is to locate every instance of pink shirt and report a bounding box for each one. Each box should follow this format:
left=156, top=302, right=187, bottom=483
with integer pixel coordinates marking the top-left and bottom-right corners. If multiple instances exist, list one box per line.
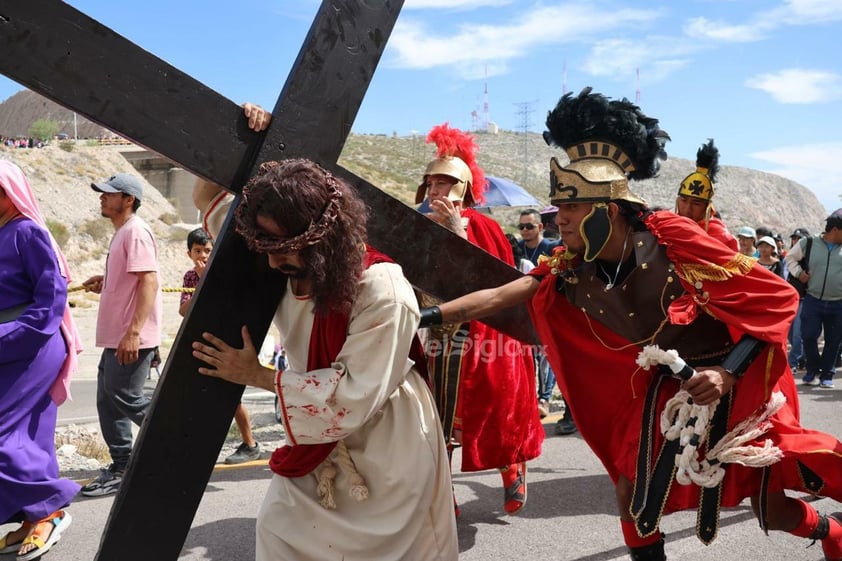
left=95, top=215, right=163, bottom=348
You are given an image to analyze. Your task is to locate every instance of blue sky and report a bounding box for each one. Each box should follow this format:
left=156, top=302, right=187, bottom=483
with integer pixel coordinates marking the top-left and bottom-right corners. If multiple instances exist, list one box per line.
left=2, top=0, right=840, bottom=211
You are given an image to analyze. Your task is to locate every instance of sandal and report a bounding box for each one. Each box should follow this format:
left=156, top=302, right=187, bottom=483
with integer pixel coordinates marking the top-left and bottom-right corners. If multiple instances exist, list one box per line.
left=501, top=462, right=527, bottom=515
left=0, top=522, right=31, bottom=554
left=16, top=510, right=72, bottom=561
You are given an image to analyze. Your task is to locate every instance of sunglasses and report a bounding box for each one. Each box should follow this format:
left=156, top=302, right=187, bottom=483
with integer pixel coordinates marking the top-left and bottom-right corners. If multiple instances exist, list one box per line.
left=517, top=223, right=537, bottom=230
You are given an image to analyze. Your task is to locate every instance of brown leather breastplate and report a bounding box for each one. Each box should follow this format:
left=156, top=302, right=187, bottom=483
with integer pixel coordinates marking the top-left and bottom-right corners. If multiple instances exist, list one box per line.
left=565, top=231, right=733, bottom=364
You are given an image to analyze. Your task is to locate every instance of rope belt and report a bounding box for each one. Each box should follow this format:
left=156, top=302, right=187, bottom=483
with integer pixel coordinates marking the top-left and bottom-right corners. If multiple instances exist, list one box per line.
left=631, top=345, right=785, bottom=544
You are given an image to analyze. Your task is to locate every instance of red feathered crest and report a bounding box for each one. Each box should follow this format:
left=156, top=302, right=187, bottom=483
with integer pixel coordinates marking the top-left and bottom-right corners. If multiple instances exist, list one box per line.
left=426, top=123, right=486, bottom=206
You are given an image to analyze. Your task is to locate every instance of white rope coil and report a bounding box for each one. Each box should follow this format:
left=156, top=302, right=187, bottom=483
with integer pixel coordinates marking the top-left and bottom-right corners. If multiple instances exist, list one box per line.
left=637, top=344, right=785, bottom=488
left=313, top=440, right=370, bottom=510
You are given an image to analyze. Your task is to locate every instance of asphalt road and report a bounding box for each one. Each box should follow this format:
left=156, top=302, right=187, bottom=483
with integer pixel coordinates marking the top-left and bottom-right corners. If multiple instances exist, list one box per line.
left=6, top=382, right=842, bottom=560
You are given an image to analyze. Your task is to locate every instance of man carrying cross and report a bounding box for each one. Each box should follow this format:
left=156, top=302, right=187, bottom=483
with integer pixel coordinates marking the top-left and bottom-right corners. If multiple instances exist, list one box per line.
left=192, top=154, right=458, bottom=560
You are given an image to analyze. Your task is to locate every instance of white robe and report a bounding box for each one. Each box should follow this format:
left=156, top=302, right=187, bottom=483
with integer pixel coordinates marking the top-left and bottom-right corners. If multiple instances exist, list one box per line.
left=259, top=262, right=457, bottom=561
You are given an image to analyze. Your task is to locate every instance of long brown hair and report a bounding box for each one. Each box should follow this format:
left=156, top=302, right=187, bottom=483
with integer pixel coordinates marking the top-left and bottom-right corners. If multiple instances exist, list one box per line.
left=235, top=159, right=369, bottom=314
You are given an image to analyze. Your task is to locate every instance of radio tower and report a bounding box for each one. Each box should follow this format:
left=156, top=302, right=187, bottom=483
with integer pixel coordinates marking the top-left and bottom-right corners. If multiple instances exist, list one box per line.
left=635, top=67, right=641, bottom=104
left=482, top=65, right=490, bottom=132
left=513, top=100, right=536, bottom=186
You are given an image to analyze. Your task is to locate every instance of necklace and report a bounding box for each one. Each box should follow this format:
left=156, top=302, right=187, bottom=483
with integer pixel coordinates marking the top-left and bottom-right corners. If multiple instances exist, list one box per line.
left=525, top=240, right=542, bottom=264
left=598, top=227, right=631, bottom=290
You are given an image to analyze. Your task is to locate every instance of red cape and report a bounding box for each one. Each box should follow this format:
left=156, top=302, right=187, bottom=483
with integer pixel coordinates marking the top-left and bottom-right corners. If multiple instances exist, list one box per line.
left=527, top=210, right=842, bottom=511
left=453, top=208, right=544, bottom=471
left=701, top=216, right=738, bottom=252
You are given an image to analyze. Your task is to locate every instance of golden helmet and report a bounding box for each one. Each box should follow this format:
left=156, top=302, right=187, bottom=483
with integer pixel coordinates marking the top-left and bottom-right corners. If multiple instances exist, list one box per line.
left=415, top=155, right=473, bottom=204
left=415, top=123, right=486, bottom=207
left=543, top=88, right=669, bottom=261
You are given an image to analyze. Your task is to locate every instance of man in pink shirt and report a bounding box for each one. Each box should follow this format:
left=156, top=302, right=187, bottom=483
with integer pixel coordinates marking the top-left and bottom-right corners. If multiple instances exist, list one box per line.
left=80, top=173, right=162, bottom=497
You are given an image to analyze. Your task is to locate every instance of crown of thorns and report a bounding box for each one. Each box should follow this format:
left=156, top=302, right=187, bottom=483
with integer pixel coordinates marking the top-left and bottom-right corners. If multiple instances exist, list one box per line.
left=235, top=161, right=344, bottom=254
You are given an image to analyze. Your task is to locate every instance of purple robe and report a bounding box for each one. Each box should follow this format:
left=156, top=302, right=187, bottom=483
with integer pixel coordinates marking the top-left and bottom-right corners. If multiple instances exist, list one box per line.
left=0, top=218, right=80, bottom=524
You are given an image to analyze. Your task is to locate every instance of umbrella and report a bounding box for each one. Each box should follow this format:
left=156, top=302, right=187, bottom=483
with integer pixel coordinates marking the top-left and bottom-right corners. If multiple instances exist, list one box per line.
left=417, top=176, right=542, bottom=212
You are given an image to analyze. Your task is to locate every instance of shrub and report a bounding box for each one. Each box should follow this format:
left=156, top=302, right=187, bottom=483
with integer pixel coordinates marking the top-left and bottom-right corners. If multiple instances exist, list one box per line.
left=158, top=212, right=179, bottom=226
left=59, top=141, right=75, bottom=152
left=79, top=218, right=112, bottom=241
left=46, top=219, right=71, bottom=248
left=29, top=118, right=59, bottom=141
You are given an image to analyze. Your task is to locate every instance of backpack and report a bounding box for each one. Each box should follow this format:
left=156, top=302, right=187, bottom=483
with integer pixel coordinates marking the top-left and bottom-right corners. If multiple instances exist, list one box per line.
left=786, top=237, right=813, bottom=297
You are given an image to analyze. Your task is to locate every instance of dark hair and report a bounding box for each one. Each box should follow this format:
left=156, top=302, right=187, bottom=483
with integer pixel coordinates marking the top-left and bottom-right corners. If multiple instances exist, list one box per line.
left=826, top=215, right=842, bottom=233
left=755, top=226, right=773, bottom=239
left=123, top=193, right=141, bottom=212
left=506, top=233, right=524, bottom=262
left=236, top=159, right=369, bottom=314
left=519, top=209, right=541, bottom=222
left=187, top=227, right=212, bottom=250
left=615, top=200, right=651, bottom=232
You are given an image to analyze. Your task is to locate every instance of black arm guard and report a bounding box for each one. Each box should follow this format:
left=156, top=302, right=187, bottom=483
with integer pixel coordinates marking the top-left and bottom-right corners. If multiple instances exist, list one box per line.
left=419, top=306, right=443, bottom=328
left=720, top=334, right=766, bottom=379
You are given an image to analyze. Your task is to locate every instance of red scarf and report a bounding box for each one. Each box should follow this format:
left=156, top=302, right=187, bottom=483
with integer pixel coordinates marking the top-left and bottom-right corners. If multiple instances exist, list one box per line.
left=269, top=246, right=426, bottom=477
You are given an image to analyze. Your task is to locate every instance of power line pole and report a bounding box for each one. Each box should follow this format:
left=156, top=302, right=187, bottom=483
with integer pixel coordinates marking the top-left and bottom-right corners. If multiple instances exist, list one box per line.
left=513, top=100, right=536, bottom=186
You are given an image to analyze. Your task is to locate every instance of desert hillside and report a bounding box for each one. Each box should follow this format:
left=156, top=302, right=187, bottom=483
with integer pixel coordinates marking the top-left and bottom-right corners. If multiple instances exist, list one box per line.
left=339, top=131, right=832, bottom=235
left=1, top=87, right=833, bottom=238
left=0, top=143, right=190, bottom=290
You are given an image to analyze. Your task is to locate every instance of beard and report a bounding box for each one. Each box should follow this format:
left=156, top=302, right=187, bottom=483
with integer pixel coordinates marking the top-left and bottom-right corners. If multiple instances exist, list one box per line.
left=277, top=265, right=307, bottom=279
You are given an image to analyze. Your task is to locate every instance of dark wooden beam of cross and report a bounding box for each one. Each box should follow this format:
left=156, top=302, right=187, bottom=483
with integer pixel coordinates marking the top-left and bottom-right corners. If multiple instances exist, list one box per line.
left=0, top=1, right=538, bottom=560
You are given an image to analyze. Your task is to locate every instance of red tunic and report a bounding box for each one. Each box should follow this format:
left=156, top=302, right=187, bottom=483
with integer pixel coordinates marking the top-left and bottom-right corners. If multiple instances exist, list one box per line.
left=431, top=208, right=544, bottom=471
left=528, top=210, right=842, bottom=513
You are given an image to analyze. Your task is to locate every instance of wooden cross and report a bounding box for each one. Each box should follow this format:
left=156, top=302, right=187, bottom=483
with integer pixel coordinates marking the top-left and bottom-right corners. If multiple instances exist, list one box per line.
left=0, top=1, right=537, bottom=559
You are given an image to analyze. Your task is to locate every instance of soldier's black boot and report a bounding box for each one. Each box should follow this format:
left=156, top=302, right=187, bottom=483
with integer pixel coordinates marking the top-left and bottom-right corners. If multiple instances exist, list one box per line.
left=628, top=535, right=666, bottom=561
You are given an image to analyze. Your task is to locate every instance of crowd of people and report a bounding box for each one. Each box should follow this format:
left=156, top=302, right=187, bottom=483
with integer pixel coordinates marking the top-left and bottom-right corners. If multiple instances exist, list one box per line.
left=2, top=87, right=842, bottom=561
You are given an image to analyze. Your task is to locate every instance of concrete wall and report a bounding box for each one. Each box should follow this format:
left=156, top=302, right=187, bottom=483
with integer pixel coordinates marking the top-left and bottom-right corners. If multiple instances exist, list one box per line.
left=121, top=148, right=200, bottom=223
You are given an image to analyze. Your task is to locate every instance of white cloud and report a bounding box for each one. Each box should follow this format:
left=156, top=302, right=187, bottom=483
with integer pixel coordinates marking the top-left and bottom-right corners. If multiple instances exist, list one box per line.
left=581, top=38, right=692, bottom=82
left=745, top=69, right=842, bottom=103
left=388, top=5, right=660, bottom=76
left=751, top=143, right=842, bottom=211
left=683, top=16, right=771, bottom=42
left=683, top=0, right=842, bottom=44
left=779, top=0, right=842, bottom=22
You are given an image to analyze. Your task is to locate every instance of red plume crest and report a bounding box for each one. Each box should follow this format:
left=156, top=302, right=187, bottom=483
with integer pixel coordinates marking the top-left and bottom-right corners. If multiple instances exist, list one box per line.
left=426, top=123, right=486, bottom=205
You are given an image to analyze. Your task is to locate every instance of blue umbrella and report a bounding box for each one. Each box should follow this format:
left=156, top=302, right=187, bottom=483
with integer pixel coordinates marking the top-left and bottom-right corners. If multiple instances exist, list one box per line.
left=417, top=176, right=541, bottom=212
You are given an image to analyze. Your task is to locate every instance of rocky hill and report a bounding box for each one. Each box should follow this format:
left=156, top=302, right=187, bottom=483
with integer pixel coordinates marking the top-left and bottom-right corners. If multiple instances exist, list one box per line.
left=0, top=90, right=112, bottom=140
left=339, top=131, right=830, bottom=236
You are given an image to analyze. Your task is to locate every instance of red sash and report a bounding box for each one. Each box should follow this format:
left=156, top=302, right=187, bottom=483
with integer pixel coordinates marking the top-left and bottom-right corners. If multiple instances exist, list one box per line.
left=269, top=246, right=426, bottom=477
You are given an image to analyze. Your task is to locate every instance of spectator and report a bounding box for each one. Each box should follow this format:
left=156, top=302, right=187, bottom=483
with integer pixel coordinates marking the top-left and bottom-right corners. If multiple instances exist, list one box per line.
left=177, top=228, right=212, bottom=317
left=517, top=208, right=558, bottom=266
left=736, top=226, right=757, bottom=257
left=80, top=173, right=162, bottom=497
left=786, top=227, right=811, bottom=371
left=192, top=156, right=458, bottom=560
left=177, top=227, right=261, bottom=464
left=506, top=232, right=535, bottom=274
left=0, top=161, right=79, bottom=560
left=774, top=233, right=787, bottom=260
left=516, top=209, right=575, bottom=431
left=756, top=235, right=783, bottom=277
left=785, top=211, right=842, bottom=388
